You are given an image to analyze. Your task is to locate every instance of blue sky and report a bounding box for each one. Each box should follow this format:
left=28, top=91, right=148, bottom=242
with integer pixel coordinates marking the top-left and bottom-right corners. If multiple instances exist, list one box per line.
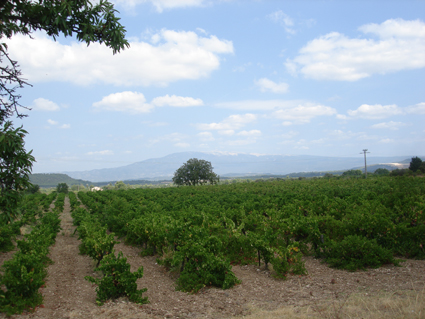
left=8, top=0, right=425, bottom=173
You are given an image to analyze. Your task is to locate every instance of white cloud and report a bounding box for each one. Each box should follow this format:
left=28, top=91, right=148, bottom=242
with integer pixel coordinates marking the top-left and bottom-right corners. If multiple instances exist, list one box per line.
left=87, top=150, right=114, bottom=156
left=268, top=10, right=296, bottom=35
left=218, top=130, right=235, bottom=136
left=286, top=19, right=425, bottom=81
left=296, top=145, right=309, bottom=150
left=225, top=139, right=257, bottom=146
left=151, top=94, right=203, bottom=107
left=93, top=92, right=153, bottom=113
left=405, top=102, right=425, bottom=114
left=359, top=19, right=425, bottom=39
left=273, top=103, right=336, bottom=124
left=113, top=0, right=205, bottom=12
left=7, top=30, right=233, bottom=87
left=33, top=98, right=60, bottom=111
left=237, top=130, right=261, bottom=137
left=148, top=132, right=188, bottom=145
left=46, top=119, right=69, bottom=129
left=174, top=142, right=190, bottom=148
left=93, top=92, right=203, bottom=113
left=380, top=138, right=395, bottom=143
left=142, top=121, right=168, bottom=127
left=232, top=62, right=252, bottom=72
left=347, top=104, right=403, bottom=119
left=215, top=99, right=306, bottom=111
left=281, top=131, right=298, bottom=139
left=371, top=121, right=407, bottom=130
left=327, top=130, right=363, bottom=140
left=113, top=0, right=235, bottom=12
left=255, top=78, right=289, bottom=94
left=196, top=114, right=257, bottom=131
left=215, top=100, right=336, bottom=125
left=198, top=132, right=215, bottom=141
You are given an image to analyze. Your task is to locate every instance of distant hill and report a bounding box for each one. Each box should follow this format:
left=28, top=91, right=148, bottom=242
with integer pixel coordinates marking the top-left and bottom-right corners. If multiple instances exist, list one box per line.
left=30, top=173, right=91, bottom=188
left=62, top=152, right=417, bottom=183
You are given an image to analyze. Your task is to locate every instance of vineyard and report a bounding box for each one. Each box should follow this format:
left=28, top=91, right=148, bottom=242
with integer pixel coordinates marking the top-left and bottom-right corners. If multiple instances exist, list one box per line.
left=75, top=176, right=424, bottom=289
left=0, top=176, right=424, bottom=318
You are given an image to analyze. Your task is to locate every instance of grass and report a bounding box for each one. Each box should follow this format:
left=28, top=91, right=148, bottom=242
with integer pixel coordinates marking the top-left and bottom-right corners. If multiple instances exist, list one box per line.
left=235, top=286, right=425, bottom=319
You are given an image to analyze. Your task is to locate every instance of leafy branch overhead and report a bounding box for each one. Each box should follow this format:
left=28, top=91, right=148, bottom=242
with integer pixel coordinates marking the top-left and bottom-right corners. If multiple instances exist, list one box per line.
left=0, top=0, right=129, bottom=53
left=0, top=0, right=130, bottom=120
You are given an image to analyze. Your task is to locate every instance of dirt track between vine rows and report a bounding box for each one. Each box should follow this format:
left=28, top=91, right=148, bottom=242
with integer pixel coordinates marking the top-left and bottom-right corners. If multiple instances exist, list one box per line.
left=1, top=196, right=424, bottom=319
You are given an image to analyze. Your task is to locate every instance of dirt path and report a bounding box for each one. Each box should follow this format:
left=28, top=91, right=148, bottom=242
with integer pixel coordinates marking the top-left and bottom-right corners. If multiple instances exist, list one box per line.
left=2, top=197, right=424, bottom=318
left=1, top=196, right=99, bottom=318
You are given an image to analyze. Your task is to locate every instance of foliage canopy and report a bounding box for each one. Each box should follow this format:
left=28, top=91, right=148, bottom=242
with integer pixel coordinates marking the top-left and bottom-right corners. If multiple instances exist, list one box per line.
left=409, top=157, right=423, bottom=172
left=56, top=183, right=68, bottom=194
left=342, top=169, right=362, bottom=177
left=172, top=158, right=219, bottom=186
left=0, top=121, right=34, bottom=223
left=374, top=168, right=390, bottom=176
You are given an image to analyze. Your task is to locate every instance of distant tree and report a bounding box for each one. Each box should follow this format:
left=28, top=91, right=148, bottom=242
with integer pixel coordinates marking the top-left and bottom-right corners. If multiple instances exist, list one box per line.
left=409, top=157, right=423, bottom=172
left=390, top=168, right=410, bottom=177
left=374, top=168, right=390, bottom=176
left=342, top=169, right=362, bottom=177
left=26, top=184, right=40, bottom=194
left=102, top=183, right=114, bottom=190
left=323, top=173, right=334, bottom=179
left=114, top=181, right=127, bottom=190
left=56, top=183, right=69, bottom=194
left=173, top=158, right=219, bottom=186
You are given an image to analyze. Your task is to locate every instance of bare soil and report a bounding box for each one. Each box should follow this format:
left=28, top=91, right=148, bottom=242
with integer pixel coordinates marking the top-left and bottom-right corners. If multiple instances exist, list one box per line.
left=1, top=197, right=424, bottom=319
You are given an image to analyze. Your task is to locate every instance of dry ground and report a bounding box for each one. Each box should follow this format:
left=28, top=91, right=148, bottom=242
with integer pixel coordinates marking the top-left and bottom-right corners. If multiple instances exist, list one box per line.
left=1, top=197, right=424, bottom=319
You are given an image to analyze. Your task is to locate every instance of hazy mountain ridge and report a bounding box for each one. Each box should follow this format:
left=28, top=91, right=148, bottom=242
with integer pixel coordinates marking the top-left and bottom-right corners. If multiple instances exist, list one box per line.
left=29, top=173, right=91, bottom=188
left=62, top=152, right=415, bottom=182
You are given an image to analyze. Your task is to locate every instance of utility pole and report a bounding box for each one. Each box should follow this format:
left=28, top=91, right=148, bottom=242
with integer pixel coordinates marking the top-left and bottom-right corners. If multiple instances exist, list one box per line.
left=360, top=149, right=370, bottom=178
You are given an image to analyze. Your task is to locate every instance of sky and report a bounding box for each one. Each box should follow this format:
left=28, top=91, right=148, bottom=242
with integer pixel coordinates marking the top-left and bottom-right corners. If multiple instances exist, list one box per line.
left=7, top=0, right=425, bottom=173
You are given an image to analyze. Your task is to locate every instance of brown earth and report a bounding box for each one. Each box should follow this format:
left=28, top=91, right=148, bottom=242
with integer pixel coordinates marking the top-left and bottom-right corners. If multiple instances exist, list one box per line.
left=1, top=196, right=424, bottom=319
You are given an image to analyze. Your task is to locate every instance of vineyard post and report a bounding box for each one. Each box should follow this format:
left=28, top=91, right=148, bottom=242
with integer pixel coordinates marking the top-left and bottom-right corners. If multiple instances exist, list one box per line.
left=360, top=149, right=370, bottom=178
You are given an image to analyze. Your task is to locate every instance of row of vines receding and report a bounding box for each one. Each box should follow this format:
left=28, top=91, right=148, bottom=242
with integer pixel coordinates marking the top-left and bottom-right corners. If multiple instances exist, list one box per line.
left=76, top=176, right=424, bottom=293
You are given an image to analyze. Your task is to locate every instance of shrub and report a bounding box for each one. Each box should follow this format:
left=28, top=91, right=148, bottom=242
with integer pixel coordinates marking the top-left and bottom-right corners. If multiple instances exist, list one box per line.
left=271, top=244, right=307, bottom=279
left=85, top=251, right=148, bottom=305
left=0, top=252, right=45, bottom=315
left=321, top=235, right=401, bottom=271
left=173, top=241, right=240, bottom=293
left=0, top=223, right=16, bottom=252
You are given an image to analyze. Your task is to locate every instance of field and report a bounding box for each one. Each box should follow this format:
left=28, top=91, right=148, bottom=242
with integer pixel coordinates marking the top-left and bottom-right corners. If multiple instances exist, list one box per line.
left=0, top=176, right=424, bottom=318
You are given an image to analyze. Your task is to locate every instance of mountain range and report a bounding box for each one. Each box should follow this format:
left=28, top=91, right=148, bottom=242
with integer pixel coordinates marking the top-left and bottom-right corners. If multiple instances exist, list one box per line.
left=63, top=152, right=413, bottom=183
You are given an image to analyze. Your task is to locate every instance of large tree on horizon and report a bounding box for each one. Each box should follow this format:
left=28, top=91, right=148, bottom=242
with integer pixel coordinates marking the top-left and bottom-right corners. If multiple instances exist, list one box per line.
left=173, top=158, right=220, bottom=186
